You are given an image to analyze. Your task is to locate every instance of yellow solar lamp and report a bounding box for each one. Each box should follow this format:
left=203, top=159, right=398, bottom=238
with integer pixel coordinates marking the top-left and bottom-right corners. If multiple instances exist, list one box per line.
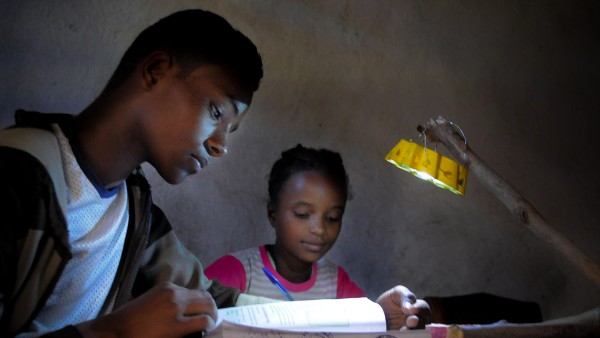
left=385, top=139, right=468, bottom=195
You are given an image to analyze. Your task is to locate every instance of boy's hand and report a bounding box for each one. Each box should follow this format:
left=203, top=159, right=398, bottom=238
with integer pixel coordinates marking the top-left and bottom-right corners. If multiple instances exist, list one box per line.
left=375, top=285, right=431, bottom=330
left=77, top=281, right=218, bottom=338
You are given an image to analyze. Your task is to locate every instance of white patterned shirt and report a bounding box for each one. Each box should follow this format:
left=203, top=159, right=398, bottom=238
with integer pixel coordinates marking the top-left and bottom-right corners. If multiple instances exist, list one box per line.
left=19, top=125, right=128, bottom=337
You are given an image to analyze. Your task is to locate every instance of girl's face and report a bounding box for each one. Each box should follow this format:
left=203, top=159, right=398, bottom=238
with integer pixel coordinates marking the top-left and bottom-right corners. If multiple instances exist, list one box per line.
left=268, top=171, right=346, bottom=272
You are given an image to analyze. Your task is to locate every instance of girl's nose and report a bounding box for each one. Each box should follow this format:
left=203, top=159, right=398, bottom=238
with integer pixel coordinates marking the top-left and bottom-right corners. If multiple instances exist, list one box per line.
left=310, top=219, right=325, bottom=235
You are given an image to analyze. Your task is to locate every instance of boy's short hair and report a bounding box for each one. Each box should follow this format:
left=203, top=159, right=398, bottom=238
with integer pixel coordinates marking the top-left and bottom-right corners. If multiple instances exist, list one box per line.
left=106, top=9, right=263, bottom=93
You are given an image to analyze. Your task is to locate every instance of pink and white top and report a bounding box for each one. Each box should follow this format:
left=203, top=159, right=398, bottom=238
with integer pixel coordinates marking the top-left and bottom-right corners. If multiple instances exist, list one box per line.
left=205, top=245, right=365, bottom=301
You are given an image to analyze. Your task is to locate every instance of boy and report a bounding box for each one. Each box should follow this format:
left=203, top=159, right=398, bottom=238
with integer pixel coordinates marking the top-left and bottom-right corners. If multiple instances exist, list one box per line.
left=1, top=9, right=262, bottom=337
left=1, top=8, right=429, bottom=338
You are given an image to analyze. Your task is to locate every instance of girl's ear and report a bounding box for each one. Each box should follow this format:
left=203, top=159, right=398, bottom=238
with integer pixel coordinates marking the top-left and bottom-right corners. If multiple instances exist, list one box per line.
left=141, top=51, right=174, bottom=90
left=267, top=203, right=276, bottom=227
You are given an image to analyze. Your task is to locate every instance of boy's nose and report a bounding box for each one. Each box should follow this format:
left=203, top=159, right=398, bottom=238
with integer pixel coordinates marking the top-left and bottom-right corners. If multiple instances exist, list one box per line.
left=205, top=134, right=228, bottom=157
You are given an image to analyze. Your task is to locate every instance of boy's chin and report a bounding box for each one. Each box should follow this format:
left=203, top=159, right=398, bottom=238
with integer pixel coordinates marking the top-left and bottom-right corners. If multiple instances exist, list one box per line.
left=159, top=169, right=194, bottom=185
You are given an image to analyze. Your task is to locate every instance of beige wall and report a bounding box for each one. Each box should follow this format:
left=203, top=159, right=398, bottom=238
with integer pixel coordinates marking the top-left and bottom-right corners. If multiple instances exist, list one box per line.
left=1, top=0, right=598, bottom=320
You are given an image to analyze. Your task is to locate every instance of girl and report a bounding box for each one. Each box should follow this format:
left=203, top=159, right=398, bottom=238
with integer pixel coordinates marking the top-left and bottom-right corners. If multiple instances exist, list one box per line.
left=206, top=144, right=366, bottom=300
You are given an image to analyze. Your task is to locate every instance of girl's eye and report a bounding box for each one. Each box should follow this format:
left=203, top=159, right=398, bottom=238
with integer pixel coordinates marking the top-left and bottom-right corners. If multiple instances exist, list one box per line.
left=326, top=212, right=343, bottom=223
left=210, top=103, right=223, bottom=120
left=294, top=212, right=310, bottom=219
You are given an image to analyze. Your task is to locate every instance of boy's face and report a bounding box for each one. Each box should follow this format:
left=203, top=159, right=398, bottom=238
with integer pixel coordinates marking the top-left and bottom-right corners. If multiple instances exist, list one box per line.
left=269, top=171, right=346, bottom=270
left=143, top=63, right=252, bottom=184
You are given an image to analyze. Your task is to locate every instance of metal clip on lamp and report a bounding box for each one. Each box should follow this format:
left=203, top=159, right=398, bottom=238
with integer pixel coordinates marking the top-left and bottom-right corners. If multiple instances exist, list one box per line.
left=385, top=116, right=600, bottom=287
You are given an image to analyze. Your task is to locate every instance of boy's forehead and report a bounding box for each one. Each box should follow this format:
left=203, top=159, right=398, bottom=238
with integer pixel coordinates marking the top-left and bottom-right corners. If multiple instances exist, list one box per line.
left=186, top=64, right=253, bottom=109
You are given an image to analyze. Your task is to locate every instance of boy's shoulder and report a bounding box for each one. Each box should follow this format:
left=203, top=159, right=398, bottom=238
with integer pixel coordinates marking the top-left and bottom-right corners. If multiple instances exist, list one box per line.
left=0, top=122, right=68, bottom=216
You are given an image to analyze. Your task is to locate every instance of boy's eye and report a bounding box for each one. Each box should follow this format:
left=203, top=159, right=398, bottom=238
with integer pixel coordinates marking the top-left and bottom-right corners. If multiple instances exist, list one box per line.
left=209, top=103, right=223, bottom=120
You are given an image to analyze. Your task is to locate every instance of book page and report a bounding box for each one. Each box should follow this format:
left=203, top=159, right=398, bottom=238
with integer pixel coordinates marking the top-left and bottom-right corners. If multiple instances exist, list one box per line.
left=218, top=297, right=387, bottom=332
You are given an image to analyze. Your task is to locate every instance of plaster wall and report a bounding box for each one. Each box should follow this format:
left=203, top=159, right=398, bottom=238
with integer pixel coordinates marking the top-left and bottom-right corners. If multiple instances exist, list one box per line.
left=1, top=0, right=598, bottom=320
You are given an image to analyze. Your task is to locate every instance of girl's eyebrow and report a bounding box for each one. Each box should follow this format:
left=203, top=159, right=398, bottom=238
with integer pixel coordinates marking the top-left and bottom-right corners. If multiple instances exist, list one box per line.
left=292, top=201, right=312, bottom=207
left=291, top=201, right=346, bottom=212
left=329, top=205, right=346, bottom=213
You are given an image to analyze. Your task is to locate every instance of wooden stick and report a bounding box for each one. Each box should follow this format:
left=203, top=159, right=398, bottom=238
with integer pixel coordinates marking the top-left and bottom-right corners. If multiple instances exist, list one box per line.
left=420, top=116, right=600, bottom=287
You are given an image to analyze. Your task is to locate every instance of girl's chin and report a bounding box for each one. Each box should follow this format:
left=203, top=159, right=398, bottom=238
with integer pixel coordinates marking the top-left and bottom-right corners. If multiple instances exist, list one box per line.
left=300, top=252, right=327, bottom=263
left=301, top=242, right=329, bottom=254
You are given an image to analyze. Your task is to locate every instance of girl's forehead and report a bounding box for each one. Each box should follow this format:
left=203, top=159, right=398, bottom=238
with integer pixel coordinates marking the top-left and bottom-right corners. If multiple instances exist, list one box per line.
left=284, top=171, right=325, bottom=187
left=282, top=172, right=344, bottom=198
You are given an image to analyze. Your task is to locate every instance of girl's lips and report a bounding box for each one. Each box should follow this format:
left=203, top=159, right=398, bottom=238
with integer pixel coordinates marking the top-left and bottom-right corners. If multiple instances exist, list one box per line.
left=302, top=241, right=327, bottom=252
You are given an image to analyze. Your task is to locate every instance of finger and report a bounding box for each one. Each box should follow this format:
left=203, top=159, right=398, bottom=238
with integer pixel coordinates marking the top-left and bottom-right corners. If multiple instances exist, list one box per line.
left=401, top=293, right=417, bottom=314
left=404, top=292, right=416, bottom=304
left=181, top=312, right=217, bottom=334
left=182, top=291, right=218, bottom=321
left=184, top=297, right=217, bottom=314
left=404, top=299, right=429, bottom=316
left=411, top=299, right=432, bottom=324
left=403, top=297, right=416, bottom=308
left=405, top=314, right=420, bottom=329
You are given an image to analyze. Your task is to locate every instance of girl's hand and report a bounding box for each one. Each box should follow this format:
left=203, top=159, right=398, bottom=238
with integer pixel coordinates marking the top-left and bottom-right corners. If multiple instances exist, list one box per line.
left=375, top=285, right=431, bottom=330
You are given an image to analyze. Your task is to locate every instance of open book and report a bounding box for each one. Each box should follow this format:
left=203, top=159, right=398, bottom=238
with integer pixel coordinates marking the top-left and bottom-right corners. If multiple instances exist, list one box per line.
left=208, top=297, right=431, bottom=338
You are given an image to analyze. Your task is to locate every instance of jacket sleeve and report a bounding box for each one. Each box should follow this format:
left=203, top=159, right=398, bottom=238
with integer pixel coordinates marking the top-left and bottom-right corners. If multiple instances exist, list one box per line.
left=39, top=326, right=82, bottom=338
left=133, top=204, right=241, bottom=308
left=0, top=147, right=70, bottom=337
left=0, top=148, right=25, bottom=336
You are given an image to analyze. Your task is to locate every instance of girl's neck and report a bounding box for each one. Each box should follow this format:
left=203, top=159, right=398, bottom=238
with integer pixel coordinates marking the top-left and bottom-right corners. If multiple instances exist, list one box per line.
left=266, top=244, right=312, bottom=283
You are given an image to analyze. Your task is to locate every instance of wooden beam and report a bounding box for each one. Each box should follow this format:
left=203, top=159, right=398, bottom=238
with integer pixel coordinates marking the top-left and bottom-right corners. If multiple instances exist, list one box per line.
left=420, top=116, right=600, bottom=287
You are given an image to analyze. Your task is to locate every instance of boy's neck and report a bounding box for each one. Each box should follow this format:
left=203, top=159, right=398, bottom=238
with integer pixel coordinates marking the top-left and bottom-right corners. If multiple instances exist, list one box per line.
left=74, top=93, right=145, bottom=187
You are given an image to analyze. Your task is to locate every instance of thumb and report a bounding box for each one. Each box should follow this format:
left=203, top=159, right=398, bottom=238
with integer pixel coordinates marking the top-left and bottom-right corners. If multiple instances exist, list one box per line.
left=392, top=286, right=417, bottom=315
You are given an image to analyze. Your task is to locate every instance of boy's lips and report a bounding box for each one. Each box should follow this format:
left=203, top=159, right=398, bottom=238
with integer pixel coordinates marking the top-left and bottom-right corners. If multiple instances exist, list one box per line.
left=190, top=153, right=208, bottom=168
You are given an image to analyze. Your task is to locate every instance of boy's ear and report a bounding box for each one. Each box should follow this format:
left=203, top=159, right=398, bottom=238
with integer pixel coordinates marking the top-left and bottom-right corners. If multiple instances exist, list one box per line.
left=141, top=51, right=174, bottom=90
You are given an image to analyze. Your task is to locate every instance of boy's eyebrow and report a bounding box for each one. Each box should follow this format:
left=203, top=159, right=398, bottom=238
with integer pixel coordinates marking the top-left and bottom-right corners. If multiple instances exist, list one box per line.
left=228, top=95, right=248, bottom=116
left=227, top=96, right=248, bottom=133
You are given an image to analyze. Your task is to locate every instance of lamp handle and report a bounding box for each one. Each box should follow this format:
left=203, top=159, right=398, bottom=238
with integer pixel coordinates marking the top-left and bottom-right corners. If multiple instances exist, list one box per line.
left=421, top=116, right=600, bottom=287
